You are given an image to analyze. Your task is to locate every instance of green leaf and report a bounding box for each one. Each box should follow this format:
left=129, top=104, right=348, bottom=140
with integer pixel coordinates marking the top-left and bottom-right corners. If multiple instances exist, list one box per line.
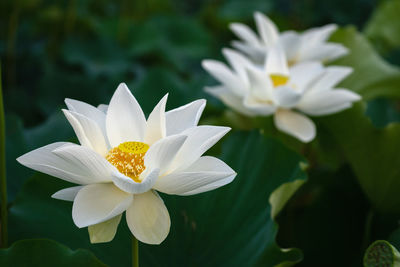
left=0, top=239, right=106, bottom=267
left=363, top=240, right=400, bottom=267
left=364, top=0, right=400, bottom=54
left=9, top=131, right=307, bottom=266
left=318, top=103, right=400, bottom=213
left=330, top=27, right=400, bottom=100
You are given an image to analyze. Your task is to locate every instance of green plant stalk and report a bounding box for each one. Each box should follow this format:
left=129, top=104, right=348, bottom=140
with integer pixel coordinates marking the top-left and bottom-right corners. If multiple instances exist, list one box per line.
left=0, top=65, right=7, bottom=248
left=132, top=236, right=139, bottom=267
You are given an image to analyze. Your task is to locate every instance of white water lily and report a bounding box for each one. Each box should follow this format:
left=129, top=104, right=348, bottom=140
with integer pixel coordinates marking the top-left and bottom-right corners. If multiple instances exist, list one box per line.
left=17, top=83, right=236, bottom=245
left=202, top=46, right=361, bottom=142
left=230, top=11, right=348, bottom=66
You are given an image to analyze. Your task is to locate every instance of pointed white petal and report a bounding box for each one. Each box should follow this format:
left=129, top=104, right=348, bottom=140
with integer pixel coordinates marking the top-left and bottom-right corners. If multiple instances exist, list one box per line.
left=243, top=94, right=276, bottom=115
left=52, top=186, right=84, bottom=201
left=111, top=168, right=160, bottom=194
left=65, top=98, right=107, bottom=134
left=154, top=156, right=236, bottom=196
left=97, top=104, right=108, bottom=114
left=165, top=99, right=206, bottom=136
left=273, top=86, right=302, bottom=108
left=72, top=183, right=132, bottom=228
left=279, top=31, right=301, bottom=63
left=145, top=94, right=168, bottom=145
left=63, top=109, right=109, bottom=156
left=246, top=66, right=274, bottom=100
left=254, top=12, right=279, bottom=45
left=308, top=66, right=353, bottom=92
left=297, top=89, right=361, bottom=116
left=299, top=43, right=349, bottom=63
left=205, top=86, right=257, bottom=116
left=302, top=24, right=338, bottom=43
left=274, top=109, right=316, bottom=142
left=144, top=134, right=188, bottom=175
left=231, top=41, right=265, bottom=63
left=168, top=126, right=230, bottom=172
left=229, top=22, right=261, bottom=46
left=202, top=60, right=246, bottom=96
left=265, top=45, right=289, bottom=76
left=17, top=142, right=101, bottom=184
left=88, top=214, right=122, bottom=244
left=222, top=48, right=252, bottom=84
left=126, top=190, right=170, bottom=245
left=52, top=144, right=114, bottom=183
left=289, top=62, right=325, bottom=92
left=106, top=83, right=146, bottom=147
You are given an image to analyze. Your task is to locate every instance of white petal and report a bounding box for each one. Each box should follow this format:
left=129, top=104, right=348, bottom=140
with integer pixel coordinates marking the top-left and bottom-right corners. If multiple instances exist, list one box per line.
left=246, top=66, right=274, bottom=100
left=273, top=86, right=302, bottom=108
left=88, top=214, right=122, bottom=244
left=63, top=109, right=109, bottom=156
left=297, top=89, right=361, bottom=116
left=106, top=83, right=146, bottom=147
left=243, top=94, right=276, bottom=116
left=299, top=43, right=349, bottom=63
left=111, top=168, right=160, bottom=194
left=72, top=183, right=132, bottom=228
left=144, top=134, right=188, bottom=175
left=265, top=45, right=289, bottom=76
left=145, top=94, right=168, bottom=145
left=274, top=109, right=316, bottom=142
left=97, top=104, right=108, bottom=114
left=308, top=66, right=353, bottom=92
left=254, top=12, right=279, bottom=45
left=52, top=144, right=114, bottom=183
left=289, top=62, right=325, bottom=92
left=231, top=41, right=265, bottom=63
left=154, top=156, right=236, bottom=196
left=165, top=99, right=206, bottom=136
left=302, top=24, right=338, bottom=44
left=65, top=98, right=107, bottom=134
left=202, top=60, right=246, bottom=97
left=229, top=22, right=261, bottom=46
left=222, top=48, right=252, bottom=84
left=126, top=190, right=170, bottom=245
left=279, top=31, right=301, bottom=63
left=168, top=126, right=230, bottom=172
left=205, top=86, right=257, bottom=116
left=17, top=142, right=102, bottom=184
left=52, top=186, right=84, bottom=201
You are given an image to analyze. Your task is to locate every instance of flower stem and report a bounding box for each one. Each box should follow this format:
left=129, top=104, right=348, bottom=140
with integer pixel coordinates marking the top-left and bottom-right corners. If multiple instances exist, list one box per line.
left=0, top=65, right=8, bottom=248
left=132, top=235, right=139, bottom=267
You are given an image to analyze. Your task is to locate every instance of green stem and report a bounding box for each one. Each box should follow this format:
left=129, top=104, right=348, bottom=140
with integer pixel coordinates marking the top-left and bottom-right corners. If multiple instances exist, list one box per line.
left=362, top=209, right=374, bottom=251
left=0, top=65, right=8, bottom=248
left=132, top=236, right=139, bottom=267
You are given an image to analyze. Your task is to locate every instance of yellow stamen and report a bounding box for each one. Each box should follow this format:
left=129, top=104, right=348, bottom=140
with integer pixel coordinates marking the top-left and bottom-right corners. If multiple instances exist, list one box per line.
left=106, top=141, right=149, bottom=183
left=270, top=74, right=289, bottom=87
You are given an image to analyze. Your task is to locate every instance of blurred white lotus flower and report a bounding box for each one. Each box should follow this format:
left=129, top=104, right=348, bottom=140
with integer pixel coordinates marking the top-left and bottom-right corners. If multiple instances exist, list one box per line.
left=17, top=83, right=236, bottom=245
left=230, top=11, right=348, bottom=65
left=202, top=46, right=361, bottom=142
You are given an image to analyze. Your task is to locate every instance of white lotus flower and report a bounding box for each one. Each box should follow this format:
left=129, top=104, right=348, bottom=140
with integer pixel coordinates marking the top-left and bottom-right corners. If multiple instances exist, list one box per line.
left=17, top=83, right=236, bottom=245
left=202, top=46, right=361, bottom=142
left=230, top=11, right=348, bottom=66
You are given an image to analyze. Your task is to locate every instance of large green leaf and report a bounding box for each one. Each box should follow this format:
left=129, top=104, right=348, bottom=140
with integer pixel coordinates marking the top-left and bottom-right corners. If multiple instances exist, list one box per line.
left=9, top=131, right=306, bottom=266
left=317, top=103, right=400, bottom=213
left=364, top=0, right=400, bottom=54
left=0, top=239, right=106, bottom=267
left=330, top=27, right=400, bottom=100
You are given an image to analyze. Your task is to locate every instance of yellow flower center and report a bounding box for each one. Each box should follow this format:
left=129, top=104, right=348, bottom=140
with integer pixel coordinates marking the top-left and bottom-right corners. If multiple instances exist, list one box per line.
left=106, top=141, right=149, bottom=183
left=270, top=74, right=289, bottom=87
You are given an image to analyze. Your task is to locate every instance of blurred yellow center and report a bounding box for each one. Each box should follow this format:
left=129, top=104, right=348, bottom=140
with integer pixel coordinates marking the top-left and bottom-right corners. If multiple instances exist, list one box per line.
left=106, top=142, right=149, bottom=183
left=270, top=74, right=289, bottom=87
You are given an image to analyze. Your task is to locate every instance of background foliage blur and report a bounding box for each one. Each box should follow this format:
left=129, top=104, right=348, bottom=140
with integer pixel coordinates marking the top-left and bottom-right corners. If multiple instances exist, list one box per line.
left=1, top=0, right=400, bottom=266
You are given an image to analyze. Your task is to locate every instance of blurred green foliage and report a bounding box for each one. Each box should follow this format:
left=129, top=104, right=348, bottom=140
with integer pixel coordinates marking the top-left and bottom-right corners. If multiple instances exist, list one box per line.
left=1, top=0, right=400, bottom=266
